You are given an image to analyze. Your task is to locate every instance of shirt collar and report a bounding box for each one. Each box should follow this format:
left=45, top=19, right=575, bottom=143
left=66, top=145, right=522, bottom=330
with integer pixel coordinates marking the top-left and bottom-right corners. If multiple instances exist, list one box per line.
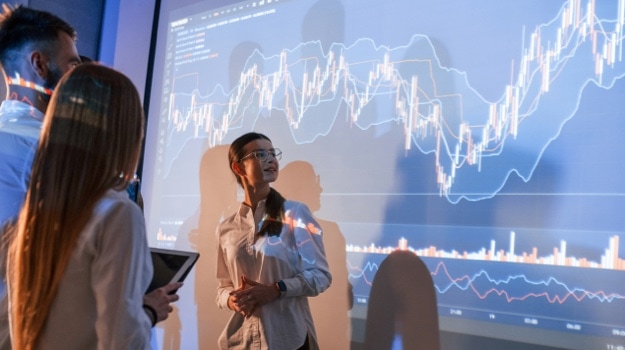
left=0, top=100, right=45, bottom=121
left=237, top=198, right=268, bottom=227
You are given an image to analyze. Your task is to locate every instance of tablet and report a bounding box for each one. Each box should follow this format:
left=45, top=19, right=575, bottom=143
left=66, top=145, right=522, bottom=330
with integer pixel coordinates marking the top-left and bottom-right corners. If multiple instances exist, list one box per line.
left=146, top=248, right=199, bottom=294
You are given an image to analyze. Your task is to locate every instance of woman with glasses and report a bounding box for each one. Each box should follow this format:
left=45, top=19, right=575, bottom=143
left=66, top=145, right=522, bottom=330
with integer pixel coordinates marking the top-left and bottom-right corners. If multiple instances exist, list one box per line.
left=215, top=132, right=332, bottom=350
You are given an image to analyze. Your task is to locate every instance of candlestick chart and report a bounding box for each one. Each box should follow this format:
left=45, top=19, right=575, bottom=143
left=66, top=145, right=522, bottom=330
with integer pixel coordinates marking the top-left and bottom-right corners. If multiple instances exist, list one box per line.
left=160, top=0, right=625, bottom=203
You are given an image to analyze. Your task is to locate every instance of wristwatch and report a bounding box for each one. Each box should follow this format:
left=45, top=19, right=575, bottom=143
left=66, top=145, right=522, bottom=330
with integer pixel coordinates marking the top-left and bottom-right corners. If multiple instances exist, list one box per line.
left=275, top=280, right=287, bottom=298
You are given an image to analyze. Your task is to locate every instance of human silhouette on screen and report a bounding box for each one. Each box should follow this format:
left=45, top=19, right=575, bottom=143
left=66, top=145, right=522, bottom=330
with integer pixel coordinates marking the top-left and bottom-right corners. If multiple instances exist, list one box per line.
left=193, top=145, right=238, bottom=347
left=160, top=305, right=182, bottom=350
left=274, top=160, right=353, bottom=349
left=364, top=251, right=440, bottom=350
left=301, top=0, right=345, bottom=55
left=171, top=144, right=237, bottom=349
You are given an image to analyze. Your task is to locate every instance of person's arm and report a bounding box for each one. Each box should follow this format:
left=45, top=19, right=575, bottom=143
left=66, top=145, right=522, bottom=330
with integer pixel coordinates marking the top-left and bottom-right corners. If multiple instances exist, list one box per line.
left=281, top=202, right=332, bottom=297
left=90, top=200, right=152, bottom=349
left=229, top=202, right=332, bottom=317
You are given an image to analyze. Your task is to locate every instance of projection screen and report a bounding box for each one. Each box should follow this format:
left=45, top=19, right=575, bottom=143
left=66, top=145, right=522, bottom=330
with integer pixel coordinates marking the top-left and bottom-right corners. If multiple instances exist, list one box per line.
left=142, top=0, right=625, bottom=349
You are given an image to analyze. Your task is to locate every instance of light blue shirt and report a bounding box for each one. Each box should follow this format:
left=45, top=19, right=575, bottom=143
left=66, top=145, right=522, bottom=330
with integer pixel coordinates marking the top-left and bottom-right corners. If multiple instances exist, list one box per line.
left=0, top=99, right=43, bottom=229
left=0, top=99, right=43, bottom=350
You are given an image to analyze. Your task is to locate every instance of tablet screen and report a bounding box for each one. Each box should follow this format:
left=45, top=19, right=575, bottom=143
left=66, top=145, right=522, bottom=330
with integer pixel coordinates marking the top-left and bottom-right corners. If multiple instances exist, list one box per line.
left=146, top=248, right=199, bottom=294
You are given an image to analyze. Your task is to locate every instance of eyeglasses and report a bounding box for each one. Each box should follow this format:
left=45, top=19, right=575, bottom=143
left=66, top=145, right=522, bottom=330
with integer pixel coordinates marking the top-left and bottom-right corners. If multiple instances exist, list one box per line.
left=239, top=148, right=282, bottom=162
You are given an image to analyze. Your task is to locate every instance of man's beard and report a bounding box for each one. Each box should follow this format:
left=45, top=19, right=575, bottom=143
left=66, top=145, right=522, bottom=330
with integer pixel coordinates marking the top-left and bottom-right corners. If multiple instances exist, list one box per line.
left=42, top=62, right=63, bottom=90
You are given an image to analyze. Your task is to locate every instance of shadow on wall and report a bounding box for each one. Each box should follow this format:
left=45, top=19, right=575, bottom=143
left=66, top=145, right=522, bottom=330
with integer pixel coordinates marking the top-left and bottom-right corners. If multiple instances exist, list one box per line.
left=364, top=251, right=440, bottom=350
left=274, top=160, right=353, bottom=350
left=163, top=144, right=238, bottom=349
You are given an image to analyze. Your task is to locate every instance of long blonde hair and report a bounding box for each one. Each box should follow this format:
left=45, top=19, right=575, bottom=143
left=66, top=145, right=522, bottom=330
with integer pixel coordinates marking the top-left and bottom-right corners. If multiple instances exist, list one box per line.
left=7, top=64, right=145, bottom=349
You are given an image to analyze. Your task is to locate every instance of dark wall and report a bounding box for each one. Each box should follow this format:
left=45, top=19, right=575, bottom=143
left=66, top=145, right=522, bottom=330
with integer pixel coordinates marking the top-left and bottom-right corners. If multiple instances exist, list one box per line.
left=28, top=0, right=105, bottom=60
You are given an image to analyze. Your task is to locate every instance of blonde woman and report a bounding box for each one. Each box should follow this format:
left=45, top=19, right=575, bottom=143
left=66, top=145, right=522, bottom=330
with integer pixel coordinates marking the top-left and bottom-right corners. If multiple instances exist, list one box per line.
left=7, top=64, right=179, bottom=349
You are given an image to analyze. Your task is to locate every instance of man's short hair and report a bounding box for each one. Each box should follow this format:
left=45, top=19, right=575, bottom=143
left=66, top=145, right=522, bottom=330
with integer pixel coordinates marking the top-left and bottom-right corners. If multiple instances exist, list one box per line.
left=0, top=5, right=76, bottom=75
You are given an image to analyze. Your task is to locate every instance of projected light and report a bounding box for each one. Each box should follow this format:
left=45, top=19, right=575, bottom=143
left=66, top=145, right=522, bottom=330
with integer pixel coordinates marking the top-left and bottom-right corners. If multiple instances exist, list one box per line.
left=142, top=0, right=625, bottom=349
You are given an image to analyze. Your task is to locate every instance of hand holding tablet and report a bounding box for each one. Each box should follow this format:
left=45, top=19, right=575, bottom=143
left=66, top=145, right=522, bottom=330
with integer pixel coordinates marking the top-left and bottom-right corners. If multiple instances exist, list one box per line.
left=147, top=248, right=200, bottom=294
